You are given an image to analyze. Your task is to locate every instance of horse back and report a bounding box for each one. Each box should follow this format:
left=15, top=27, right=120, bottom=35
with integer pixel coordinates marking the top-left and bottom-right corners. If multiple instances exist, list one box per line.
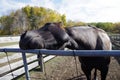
left=66, top=26, right=112, bottom=50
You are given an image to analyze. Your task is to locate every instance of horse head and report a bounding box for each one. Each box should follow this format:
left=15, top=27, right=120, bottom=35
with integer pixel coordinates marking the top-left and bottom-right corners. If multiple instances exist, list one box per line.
left=19, top=30, right=44, bottom=49
left=19, top=22, right=79, bottom=50
left=40, top=22, right=69, bottom=43
left=19, top=22, right=75, bottom=50
left=45, top=22, right=80, bottom=49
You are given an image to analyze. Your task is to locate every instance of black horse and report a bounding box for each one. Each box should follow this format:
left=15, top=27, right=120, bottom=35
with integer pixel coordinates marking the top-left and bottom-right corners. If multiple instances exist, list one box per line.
left=66, top=26, right=111, bottom=80
left=19, top=22, right=112, bottom=80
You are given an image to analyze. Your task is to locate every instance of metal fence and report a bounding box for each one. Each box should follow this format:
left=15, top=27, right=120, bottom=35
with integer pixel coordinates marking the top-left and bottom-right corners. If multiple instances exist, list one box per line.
left=0, top=49, right=55, bottom=80
left=0, top=48, right=120, bottom=80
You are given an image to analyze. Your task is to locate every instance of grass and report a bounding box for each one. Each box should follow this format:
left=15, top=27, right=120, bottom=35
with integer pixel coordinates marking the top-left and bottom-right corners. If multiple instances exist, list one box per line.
left=0, top=42, right=19, bottom=59
left=0, top=42, right=18, bottom=47
left=0, top=54, right=35, bottom=67
left=0, top=52, right=13, bottom=58
left=0, top=41, right=18, bottom=58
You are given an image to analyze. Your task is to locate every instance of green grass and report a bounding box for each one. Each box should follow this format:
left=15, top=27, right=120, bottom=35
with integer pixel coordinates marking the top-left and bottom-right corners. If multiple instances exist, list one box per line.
left=0, top=42, right=19, bottom=59
left=0, top=42, right=18, bottom=47
left=0, top=41, right=19, bottom=59
left=0, top=52, right=13, bottom=58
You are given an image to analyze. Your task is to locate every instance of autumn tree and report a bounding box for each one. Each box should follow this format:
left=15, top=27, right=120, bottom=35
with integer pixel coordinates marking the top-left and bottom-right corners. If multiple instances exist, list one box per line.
left=66, top=20, right=86, bottom=27
left=0, top=15, right=13, bottom=35
left=61, top=14, right=66, bottom=26
left=12, top=10, right=29, bottom=34
left=22, top=6, right=67, bottom=29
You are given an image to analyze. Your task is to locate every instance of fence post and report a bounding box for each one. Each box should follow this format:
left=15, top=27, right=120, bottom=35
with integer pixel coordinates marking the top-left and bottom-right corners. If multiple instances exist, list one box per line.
left=22, top=52, right=30, bottom=80
left=38, top=54, right=44, bottom=72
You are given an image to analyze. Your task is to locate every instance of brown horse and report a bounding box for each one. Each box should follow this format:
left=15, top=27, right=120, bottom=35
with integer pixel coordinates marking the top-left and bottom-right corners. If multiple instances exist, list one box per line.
left=19, top=22, right=112, bottom=80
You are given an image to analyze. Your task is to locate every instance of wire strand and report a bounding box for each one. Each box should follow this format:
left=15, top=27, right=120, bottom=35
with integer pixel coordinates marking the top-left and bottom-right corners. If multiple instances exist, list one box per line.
left=4, top=49, right=15, bottom=79
left=73, top=50, right=79, bottom=77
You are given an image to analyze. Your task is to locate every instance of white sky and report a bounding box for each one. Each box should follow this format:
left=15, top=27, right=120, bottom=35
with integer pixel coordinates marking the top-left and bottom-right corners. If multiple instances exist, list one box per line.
left=0, top=0, right=120, bottom=22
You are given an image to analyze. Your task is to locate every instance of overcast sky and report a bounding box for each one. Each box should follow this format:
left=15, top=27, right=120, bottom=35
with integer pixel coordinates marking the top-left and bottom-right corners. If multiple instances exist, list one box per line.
left=0, top=0, right=120, bottom=22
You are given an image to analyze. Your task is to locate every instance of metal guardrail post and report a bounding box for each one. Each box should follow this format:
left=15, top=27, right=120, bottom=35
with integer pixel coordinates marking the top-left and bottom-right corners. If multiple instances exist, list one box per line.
left=22, top=52, right=30, bottom=80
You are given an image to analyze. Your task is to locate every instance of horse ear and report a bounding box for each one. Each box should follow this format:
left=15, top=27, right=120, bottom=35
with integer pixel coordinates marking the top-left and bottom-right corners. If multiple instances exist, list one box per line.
left=20, top=30, right=27, bottom=39
left=55, top=22, right=64, bottom=29
left=58, top=22, right=62, bottom=27
left=58, top=22, right=65, bottom=30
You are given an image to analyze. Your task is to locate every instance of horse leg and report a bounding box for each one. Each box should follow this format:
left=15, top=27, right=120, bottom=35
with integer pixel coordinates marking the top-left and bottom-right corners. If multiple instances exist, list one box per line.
left=100, top=66, right=109, bottom=80
left=81, top=64, right=92, bottom=80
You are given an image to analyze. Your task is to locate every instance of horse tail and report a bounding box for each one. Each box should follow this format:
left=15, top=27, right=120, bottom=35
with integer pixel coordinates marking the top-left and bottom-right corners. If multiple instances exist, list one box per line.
left=94, top=68, right=97, bottom=80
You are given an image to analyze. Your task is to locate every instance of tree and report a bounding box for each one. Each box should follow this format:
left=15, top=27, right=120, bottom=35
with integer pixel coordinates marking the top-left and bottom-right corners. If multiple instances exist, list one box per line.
left=0, top=6, right=67, bottom=35
left=112, top=22, right=120, bottom=33
left=96, top=22, right=114, bottom=32
left=29, top=7, right=38, bottom=29
left=61, top=14, right=66, bottom=26
left=66, top=20, right=86, bottom=27
left=0, top=15, right=13, bottom=35
left=12, top=10, right=29, bottom=34
left=22, top=5, right=31, bottom=18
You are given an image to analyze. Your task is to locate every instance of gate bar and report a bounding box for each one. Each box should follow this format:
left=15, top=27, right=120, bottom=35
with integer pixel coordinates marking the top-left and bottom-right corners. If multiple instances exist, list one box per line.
left=0, top=48, right=120, bottom=56
left=0, top=48, right=120, bottom=80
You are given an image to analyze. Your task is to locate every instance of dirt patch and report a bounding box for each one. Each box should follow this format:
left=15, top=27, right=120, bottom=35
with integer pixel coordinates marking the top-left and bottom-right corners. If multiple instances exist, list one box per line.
left=108, top=57, right=120, bottom=80
left=21, top=56, right=120, bottom=80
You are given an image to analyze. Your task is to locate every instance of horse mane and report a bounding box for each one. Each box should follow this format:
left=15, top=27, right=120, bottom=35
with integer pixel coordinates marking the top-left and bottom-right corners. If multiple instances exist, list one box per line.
left=87, top=25, right=106, bottom=33
left=92, top=27, right=106, bottom=33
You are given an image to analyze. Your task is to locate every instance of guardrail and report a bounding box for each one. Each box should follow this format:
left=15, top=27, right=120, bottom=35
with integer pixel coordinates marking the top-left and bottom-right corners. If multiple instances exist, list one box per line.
left=0, top=48, right=120, bottom=80
left=0, top=48, right=55, bottom=80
